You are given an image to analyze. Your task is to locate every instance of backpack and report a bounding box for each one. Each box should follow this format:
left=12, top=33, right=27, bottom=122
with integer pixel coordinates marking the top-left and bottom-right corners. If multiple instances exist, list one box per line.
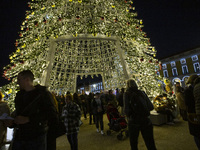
left=128, top=90, right=154, bottom=117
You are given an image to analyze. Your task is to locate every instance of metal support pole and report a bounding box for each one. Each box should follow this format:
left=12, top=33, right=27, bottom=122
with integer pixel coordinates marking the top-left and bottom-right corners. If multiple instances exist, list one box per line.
left=116, top=40, right=130, bottom=80
left=101, top=72, right=106, bottom=91
left=41, top=38, right=57, bottom=87
left=74, top=74, right=77, bottom=93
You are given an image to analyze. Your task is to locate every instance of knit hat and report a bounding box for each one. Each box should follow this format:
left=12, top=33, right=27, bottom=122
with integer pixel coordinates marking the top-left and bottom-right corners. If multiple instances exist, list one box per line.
left=186, top=75, right=199, bottom=84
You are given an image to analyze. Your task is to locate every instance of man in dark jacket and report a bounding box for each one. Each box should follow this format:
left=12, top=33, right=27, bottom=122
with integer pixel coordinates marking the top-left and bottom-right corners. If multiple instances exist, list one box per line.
left=184, top=75, right=200, bottom=150
left=124, top=79, right=156, bottom=150
left=5, top=70, right=57, bottom=150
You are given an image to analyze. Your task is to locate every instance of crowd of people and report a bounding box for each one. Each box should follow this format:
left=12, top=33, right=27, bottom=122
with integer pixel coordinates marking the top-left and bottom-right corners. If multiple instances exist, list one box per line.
left=0, top=70, right=200, bottom=150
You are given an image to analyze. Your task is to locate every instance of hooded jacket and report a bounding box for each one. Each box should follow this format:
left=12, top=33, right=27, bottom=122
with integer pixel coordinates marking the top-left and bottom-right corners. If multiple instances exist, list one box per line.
left=14, top=85, right=57, bottom=140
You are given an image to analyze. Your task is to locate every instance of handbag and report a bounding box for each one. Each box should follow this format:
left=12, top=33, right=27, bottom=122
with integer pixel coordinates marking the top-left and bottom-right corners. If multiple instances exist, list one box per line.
left=188, top=113, right=200, bottom=125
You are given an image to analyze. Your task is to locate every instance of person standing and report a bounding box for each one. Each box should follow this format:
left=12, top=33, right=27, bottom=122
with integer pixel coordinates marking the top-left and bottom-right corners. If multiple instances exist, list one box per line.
left=184, top=75, right=200, bottom=150
left=4, top=70, right=57, bottom=150
left=80, top=90, right=87, bottom=119
left=175, top=86, right=187, bottom=121
left=47, top=92, right=59, bottom=150
left=124, top=79, right=156, bottom=150
left=73, top=93, right=81, bottom=109
left=118, top=88, right=125, bottom=115
left=62, top=94, right=81, bottom=150
left=193, top=76, right=200, bottom=149
left=107, top=90, right=117, bottom=107
left=88, top=93, right=95, bottom=125
left=92, top=93, right=105, bottom=135
left=0, top=91, right=10, bottom=149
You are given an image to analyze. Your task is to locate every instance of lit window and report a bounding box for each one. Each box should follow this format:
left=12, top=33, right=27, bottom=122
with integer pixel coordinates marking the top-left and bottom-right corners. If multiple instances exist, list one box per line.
left=171, top=61, right=176, bottom=67
left=163, top=70, right=168, bottom=77
left=180, top=58, right=186, bottom=64
left=191, top=55, right=198, bottom=61
left=162, top=64, right=167, bottom=69
left=193, top=62, right=200, bottom=72
left=172, top=68, right=178, bottom=76
left=182, top=65, right=189, bottom=74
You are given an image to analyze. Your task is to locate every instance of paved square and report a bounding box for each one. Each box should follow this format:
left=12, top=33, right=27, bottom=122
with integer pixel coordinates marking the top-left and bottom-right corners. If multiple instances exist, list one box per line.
left=57, top=115, right=197, bottom=150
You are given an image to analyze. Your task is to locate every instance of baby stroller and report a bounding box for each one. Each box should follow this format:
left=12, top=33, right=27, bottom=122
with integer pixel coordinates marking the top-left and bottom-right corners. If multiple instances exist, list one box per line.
left=106, top=104, right=128, bottom=140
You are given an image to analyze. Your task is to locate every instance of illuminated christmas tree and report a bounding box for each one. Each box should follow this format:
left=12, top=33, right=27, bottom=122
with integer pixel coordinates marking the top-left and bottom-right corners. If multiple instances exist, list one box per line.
left=2, top=0, right=163, bottom=108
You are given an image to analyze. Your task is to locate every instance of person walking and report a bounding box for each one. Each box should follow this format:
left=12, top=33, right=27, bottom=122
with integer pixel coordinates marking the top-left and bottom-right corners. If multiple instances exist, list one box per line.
left=4, top=70, right=58, bottom=150
left=92, top=93, right=105, bottom=135
left=0, top=91, right=10, bottom=149
left=88, top=93, right=95, bottom=125
left=124, top=79, right=156, bottom=150
left=184, top=75, right=200, bottom=150
left=62, top=94, right=81, bottom=150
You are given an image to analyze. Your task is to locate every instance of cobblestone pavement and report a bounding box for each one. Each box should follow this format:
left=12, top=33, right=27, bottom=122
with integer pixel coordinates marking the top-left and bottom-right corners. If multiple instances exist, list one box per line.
left=57, top=115, right=197, bottom=150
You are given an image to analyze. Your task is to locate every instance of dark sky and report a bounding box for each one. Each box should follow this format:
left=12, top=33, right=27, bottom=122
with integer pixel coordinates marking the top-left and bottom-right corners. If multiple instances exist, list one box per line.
left=0, top=0, right=200, bottom=87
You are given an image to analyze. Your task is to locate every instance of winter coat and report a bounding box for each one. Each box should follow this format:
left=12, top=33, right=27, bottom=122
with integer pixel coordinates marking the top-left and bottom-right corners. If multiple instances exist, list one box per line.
left=92, top=98, right=105, bottom=115
left=14, top=85, right=58, bottom=140
left=184, top=85, right=200, bottom=137
left=176, top=92, right=187, bottom=110
left=0, top=102, right=10, bottom=147
left=124, top=87, right=154, bottom=123
left=194, top=77, right=200, bottom=115
left=118, top=93, right=124, bottom=107
left=107, top=94, right=117, bottom=107
left=62, top=102, right=81, bottom=135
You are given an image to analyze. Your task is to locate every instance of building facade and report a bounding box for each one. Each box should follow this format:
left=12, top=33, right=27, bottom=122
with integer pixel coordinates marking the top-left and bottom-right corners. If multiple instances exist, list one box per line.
left=159, top=47, right=200, bottom=87
left=77, top=82, right=104, bottom=94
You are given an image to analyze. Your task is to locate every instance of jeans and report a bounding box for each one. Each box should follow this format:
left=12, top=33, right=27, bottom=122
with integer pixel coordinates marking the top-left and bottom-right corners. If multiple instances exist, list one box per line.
left=128, top=117, right=157, bottom=150
left=95, top=113, right=104, bottom=130
left=194, top=136, right=200, bottom=150
left=12, top=134, right=46, bottom=150
left=67, top=133, right=78, bottom=150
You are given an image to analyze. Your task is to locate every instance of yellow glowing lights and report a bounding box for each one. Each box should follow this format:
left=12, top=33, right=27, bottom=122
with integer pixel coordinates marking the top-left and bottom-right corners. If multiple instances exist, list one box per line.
left=41, top=6, right=45, bottom=10
left=31, top=12, right=35, bottom=15
left=54, top=35, right=59, bottom=39
left=21, top=44, right=26, bottom=48
left=78, top=0, right=82, bottom=3
left=52, top=4, right=55, bottom=7
left=112, top=5, right=115, bottom=8
left=92, top=33, right=97, bottom=36
left=16, top=49, right=20, bottom=53
left=73, top=33, right=77, bottom=37
left=140, top=20, right=143, bottom=24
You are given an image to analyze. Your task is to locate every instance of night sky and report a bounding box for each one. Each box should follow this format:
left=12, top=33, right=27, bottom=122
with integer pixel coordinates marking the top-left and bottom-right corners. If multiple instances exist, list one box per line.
left=0, top=0, right=200, bottom=87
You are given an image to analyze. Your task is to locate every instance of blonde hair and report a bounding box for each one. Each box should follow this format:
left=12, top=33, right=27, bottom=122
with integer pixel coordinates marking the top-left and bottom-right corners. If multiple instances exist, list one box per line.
left=127, top=79, right=138, bottom=89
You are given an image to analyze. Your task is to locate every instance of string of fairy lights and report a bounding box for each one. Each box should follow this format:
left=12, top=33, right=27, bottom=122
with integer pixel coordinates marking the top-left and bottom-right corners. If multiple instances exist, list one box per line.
left=1, top=0, right=163, bottom=110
